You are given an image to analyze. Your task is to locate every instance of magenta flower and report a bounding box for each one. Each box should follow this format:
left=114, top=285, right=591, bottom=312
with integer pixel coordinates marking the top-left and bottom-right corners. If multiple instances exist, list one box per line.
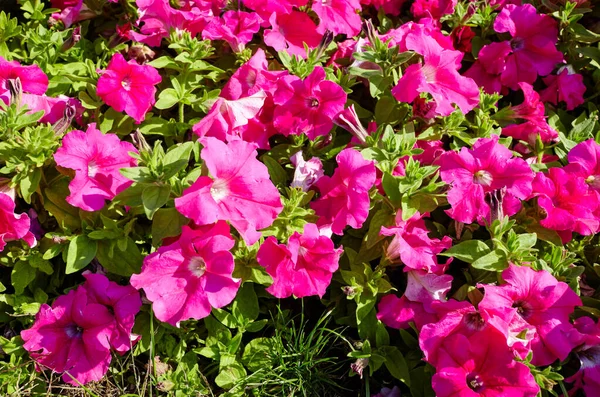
left=21, top=94, right=82, bottom=124
left=0, top=57, right=48, bottom=105
left=432, top=329, right=539, bottom=397
left=175, top=137, right=283, bottom=245
left=567, top=139, right=600, bottom=193
left=290, top=151, right=324, bottom=191
left=256, top=223, right=342, bottom=298
left=479, top=264, right=582, bottom=366
left=380, top=211, right=452, bottom=274
left=242, top=0, right=307, bottom=22
left=465, top=42, right=512, bottom=95
left=130, top=222, right=240, bottom=327
left=311, top=148, right=376, bottom=235
left=202, top=11, right=261, bottom=52
left=439, top=136, right=534, bottom=224
left=264, top=11, right=323, bottom=58
left=492, top=4, right=564, bottom=89
left=273, top=66, right=347, bottom=140
left=360, top=0, right=406, bottom=16
left=531, top=168, right=599, bottom=243
left=540, top=67, right=586, bottom=111
left=54, top=123, right=138, bottom=211
left=566, top=317, right=600, bottom=396
left=96, top=53, right=162, bottom=123
left=391, top=29, right=480, bottom=117
left=411, top=0, right=457, bottom=21
left=312, top=0, right=362, bottom=37
left=21, top=288, right=115, bottom=385
left=0, top=193, right=36, bottom=252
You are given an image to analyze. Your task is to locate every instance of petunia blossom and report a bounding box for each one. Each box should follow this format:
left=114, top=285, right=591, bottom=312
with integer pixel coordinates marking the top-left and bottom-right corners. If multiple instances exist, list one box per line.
left=174, top=137, right=283, bottom=245
left=380, top=211, right=452, bottom=274
left=311, top=148, right=376, bottom=235
left=0, top=192, right=36, bottom=252
left=202, top=11, right=261, bottom=52
left=264, top=11, right=323, bottom=58
left=96, top=53, right=162, bottom=123
left=439, top=135, right=534, bottom=224
left=0, top=57, right=48, bottom=105
left=130, top=222, right=240, bottom=327
left=411, top=0, right=458, bottom=21
left=312, top=0, right=362, bottom=37
left=256, top=223, right=342, bottom=298
left=566, top=139, right=600, bottom=194
left=566, top=317, right=600, bottom=396
left=540, top=66, right=586, bottom=111
left=478, top=264, right=582, bottom=366
left=54, top=123, right=138, bottom=212
left=290, top=151, right=324, bottom=191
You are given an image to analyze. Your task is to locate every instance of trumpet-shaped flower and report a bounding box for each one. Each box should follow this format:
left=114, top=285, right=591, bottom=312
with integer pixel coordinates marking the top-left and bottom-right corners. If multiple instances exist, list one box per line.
left=96, top=53, right=162, bottom=123
left=175, top=138, right=283, bottom=245
left=0, top=57, right=48, bottom=105
left=130, top=222, right=240, bottom=327
left=202, top=11, right=261, bottom=52
left=264, top=11, right=322, bottom=58
left=54, top=123, right=138, bottom=212
left=311, top=148, right=376, bottom=235
left=290, top=151, right=324, bottom=191
left=312, top=0, right=362, bottom=37
left=540, top=67, right=586, bottom=111
left=256, top=223, right=342, bottom=298
left=0, top=193, right=36, bottom=252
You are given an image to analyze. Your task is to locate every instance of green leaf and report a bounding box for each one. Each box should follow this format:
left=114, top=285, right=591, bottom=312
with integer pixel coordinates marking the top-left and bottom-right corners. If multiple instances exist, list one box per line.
left=152, top=207, right=189, bottom=246
left=382, top=346, right=410, bottom=386
left=66, top=235, right=97, bottom=274
left=155, top=88, right=180, bottom=110
left=19, top=168, right=41, bottom=203
left=231, top=283, right=259, bottom=325
left=142, top=184, right=171, bottom=220
left=96, top=238, right=142, bottom=276
left=471, top=249, right=508, bottom=271
left=11, top=261, right=36, bottom=295
left=242, top=337, right=276, bottom=372
left=120, top=167, right=154, bottom=183
left=162, top=142, right=194, bottom=178
left=441, top=240, right=490, bottom=263
left=261, top=155, right=288, bottom=186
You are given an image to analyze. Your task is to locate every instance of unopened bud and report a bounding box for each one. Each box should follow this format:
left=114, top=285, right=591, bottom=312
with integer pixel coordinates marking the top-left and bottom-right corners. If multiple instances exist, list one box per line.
left=61, top=25, right=82, bottom=52
left=52, top=103, right=77, bottom=136
left=130, top=129, right=152, bottom=153
left=8, top=77, right=22, bottom=108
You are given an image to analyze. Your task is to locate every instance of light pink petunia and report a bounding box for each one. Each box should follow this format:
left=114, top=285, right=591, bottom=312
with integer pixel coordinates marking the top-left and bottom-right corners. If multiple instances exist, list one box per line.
left=202, top=11, right=261, bottom=52
left=264, top=11, right=323, bottom=58
left=0, top=57, right=48, bottom=105
left=174, top=138, right=283, bottom=245
left=54, top=123, right=138, bottom=212
left=290, top=151, right=324, bottom=191
left=311, top=148, right=376, bottom=235
left=380, top=211, right=452, bottom=274
left=531, top=167, right=600, bottom=243
left=540, top=66, right=586, bottom=111
left=21, top=288, right=115, bottom=385
left=273, top=66, right=347, bottom=140
left=0, top=193, right=36, bottom=252
left=96, top=53, right=162, bottom=123
left=312, top=0, right=362, bottom=37
left=256, top=223, right=342, bottom=298
left=439, top=135, right=534, bottom=224
left=478, top=264, right=582, bottom=366
left=492, top=4, right=564, bottom=89
left=130, top=222, right=240, bottom=327
left=432, top=329, right=539, bottom=397
left=391, top=29, right=480, bottom=117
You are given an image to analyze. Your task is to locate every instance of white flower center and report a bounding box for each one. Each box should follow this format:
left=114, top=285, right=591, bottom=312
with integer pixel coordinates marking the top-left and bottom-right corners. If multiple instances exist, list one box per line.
left=121, top=76, right=132, bottom=91
left=88, top=160, right=98, bottom=178
left=473, top=170, right=493, bottom=186
left=421, top=63, right=437, bottom=83
left=188, top=256, right=207, bottom=278
left=210, top=179, right=229, bottom=202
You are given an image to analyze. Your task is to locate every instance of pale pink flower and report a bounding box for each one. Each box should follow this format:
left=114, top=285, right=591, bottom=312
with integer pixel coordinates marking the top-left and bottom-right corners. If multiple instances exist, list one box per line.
left=311, top=148, right=376, bottom=235
left=290, top=151, right=324, bottom=191
left=130, top=222, right=239, bottom=327
left=256, top=223, right=342, bottom=298
left=479, top=264, right=582, bottom=366
left=380, top=211, right=452, bottom=274
left=96, top=53, right=162, bottom=123
left=264, top=11, right=323, bottom=58
left=54, top=123, right=138, bottom=212
left=432, top=329, right=539, bottom=397
left=175, top=138, right=283, bottom=245
left=391, top=29, right=480, bottom=117
left=439, top=136, right=534, bottom=224
left=273, top=66, right=347, bottom=140
left=312, top=0, right=362, bottom=37
left=202, top=11, right=261, bottom=52
left=540, top=66, right=586, bottom=111
left=0, top=57, right=48, bottom=105
left=0, top=193, right=36, bottom=252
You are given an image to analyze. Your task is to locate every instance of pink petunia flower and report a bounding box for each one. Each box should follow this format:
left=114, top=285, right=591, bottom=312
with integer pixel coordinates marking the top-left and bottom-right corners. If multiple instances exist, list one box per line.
left=391, top=29, right=480, bottom=117
left=567, top=139, right=600, bottom=193
left=96, top=53, right=162, bottom=123
left=242, top=0, right=307, bottom=22
left=380, top=211, right=452, bottom=274
left=20, top=94, right=83, bottom=124
left=54, top=123, right=138, bottom=212
left=566, top=317, right=600, bottom=396
left=411, top=0, right=458, bottom=21
left=202, top=11, right=261, bottom=52
left=531, top=167, right=599, bottom=243
left=540, top=66, right=586, bottom=111
left=264, top=11, right=323, bottom=58
left=492, top=4, right=564, bottom=89
left=0, top=57, right=48, bottom=105
left=432, top=329, right=539, bottom=397
left=256, top=223, right=342, bottom=298
left=174, top=138, right=283, bottom=245
left=312, top=0, right=362, bottom=37
left=21, top=288, right=115, bottom=385
left=0, top=192, right=36, bottom=252
left=478, top=264, right=582, bottom=366
left=290, top=151, right=324, bottom=191
left=130, top=222, right=240, bottom=327
left=311, top=148, right=376, bottom=235
left=273, top=66, right=347, bottom=140
left=439, top=135, right=534, bottom=224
